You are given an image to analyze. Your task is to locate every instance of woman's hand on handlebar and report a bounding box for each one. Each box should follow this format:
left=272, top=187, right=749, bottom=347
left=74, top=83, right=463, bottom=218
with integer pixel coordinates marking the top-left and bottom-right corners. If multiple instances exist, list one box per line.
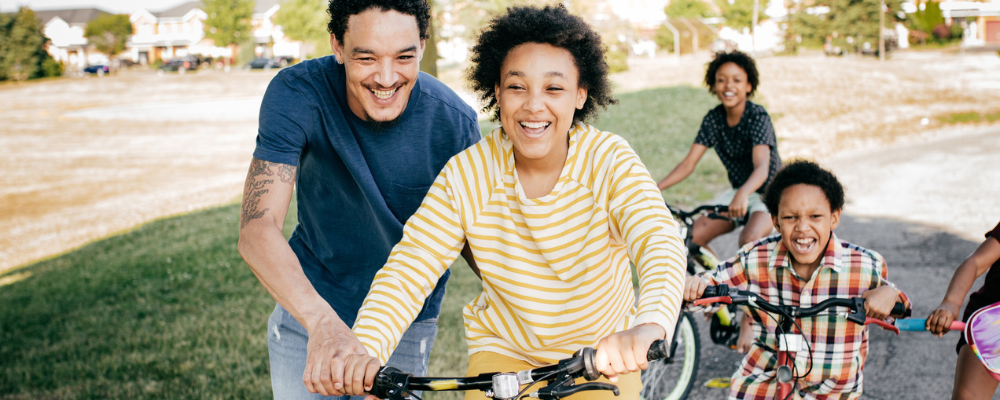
left=683, top=275, right=709, bottom=302
left=861, top=285, right=901, bottom=320
left=341, top=353, right=382, bottom=399
left=594, top=323, right=666, bottom=383
left=926, top=302, right=961, bottom=337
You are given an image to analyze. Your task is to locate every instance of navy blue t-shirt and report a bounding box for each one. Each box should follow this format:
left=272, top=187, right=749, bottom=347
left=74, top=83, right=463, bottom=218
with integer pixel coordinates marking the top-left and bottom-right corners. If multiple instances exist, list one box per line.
left=253, top=56, right=480, bottom=326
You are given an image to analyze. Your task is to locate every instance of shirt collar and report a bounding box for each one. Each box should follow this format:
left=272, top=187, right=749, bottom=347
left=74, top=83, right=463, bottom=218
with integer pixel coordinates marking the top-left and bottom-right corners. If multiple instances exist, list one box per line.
left=770, top=232, right=843, bottom=274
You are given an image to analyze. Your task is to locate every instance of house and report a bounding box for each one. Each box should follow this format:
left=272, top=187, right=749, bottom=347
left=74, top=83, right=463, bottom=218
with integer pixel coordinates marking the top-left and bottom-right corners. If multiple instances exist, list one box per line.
left=127, top=0, right=303, bottom=65
left=36, top=8, right=112, bottom=70
left=127, top=1, right=216, bottom=65
left=939, top=0, right=1000, bottom=44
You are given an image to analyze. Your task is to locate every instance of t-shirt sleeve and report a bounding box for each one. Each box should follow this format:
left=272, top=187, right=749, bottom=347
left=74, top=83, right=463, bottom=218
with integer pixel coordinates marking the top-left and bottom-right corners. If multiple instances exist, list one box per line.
left=748, top=108, right=777, bottom=148
left=693, top=111, right=718, bottom=148
left=987, top=221, right=1000, bottom=242
left=252, top=72, right=310, bottom=166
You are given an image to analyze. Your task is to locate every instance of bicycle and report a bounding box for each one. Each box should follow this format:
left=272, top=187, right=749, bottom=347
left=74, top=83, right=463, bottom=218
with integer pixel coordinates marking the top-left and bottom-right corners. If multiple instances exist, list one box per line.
left=370, top=339, right=673, bottom=400
left=690, top=284, right=908, bottom=400
left=639, top=203, right=744, bottom=400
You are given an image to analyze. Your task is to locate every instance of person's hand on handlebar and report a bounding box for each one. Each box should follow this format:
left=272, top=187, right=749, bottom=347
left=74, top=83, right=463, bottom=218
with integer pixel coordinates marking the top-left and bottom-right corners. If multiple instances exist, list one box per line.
left=861, top=285, right=901, bottom=320
left=926, top=302, right=961, bottom=337
left=594, top=324, right=666, bottom=383
left=340, top=352, right=381, bottom=400
left=302, top=314, right=370, bottom=396
left=682, top=275, right=709, bottom=302
left=728, top=190, right=749, bottom=221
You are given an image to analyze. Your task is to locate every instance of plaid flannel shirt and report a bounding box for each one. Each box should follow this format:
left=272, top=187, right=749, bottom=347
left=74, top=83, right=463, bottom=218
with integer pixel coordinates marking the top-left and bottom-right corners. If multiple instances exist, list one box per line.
left=696, top=233, right=911, bottom=400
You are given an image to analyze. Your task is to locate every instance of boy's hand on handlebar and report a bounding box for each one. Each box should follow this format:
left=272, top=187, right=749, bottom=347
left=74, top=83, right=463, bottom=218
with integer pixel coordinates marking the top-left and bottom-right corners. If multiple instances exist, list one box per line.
left=861, top=286, right=900, bottom=320
left=683, top=275, right=709, bottom=302
left=341, top=353, right=381, bottom=399
left=594, top=324, right=666, bottom=383
left=926, top=303, right=961, bottom=337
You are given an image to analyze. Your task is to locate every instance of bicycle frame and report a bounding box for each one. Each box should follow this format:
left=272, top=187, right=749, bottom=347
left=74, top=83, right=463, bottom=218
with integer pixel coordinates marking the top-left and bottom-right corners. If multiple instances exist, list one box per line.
left=692, top=284, right=907, bottom=400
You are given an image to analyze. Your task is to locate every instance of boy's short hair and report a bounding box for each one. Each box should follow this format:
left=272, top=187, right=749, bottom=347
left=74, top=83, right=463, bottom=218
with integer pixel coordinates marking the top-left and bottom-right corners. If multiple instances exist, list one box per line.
left=704, top=50, right=760, bottom=97
left=466, top=4, right=618, bottom=123
left=327, top=0, right=431, bottom=44
left=763, top=160, right=845, bottom=214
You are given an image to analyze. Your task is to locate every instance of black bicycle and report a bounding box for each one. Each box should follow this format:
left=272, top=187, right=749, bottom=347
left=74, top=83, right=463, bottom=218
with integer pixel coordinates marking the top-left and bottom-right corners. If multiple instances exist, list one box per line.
left=639, top=203, right=741, bottom=400
left=371, top=339, right=673, bottom=400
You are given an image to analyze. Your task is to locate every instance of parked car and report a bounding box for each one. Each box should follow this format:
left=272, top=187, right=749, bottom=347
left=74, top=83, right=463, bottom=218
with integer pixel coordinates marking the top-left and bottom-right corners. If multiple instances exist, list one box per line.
left=83, top=64, right=110, bottom=76
left=247, top=56, right=290, bottom=70
left=158, top=57, right=199, bottom=75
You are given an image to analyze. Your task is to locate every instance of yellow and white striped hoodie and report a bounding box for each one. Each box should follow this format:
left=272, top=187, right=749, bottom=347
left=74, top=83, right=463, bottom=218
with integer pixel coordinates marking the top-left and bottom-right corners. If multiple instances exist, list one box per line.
left=353, top=122, right=686, bottom=366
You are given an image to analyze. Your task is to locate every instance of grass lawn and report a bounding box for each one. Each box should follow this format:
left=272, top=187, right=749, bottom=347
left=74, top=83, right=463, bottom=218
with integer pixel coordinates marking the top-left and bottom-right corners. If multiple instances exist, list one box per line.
left=0, top=86, right=726, bottom=399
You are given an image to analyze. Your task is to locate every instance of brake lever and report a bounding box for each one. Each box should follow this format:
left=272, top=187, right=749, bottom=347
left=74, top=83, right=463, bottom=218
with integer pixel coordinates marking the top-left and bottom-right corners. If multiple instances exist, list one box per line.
left=531, top=382, right=620, bottom=400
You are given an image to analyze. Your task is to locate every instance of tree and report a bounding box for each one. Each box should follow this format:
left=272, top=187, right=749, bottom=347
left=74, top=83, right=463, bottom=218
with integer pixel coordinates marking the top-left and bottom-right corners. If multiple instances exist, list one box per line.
left=664, top=0, right=716, bottom=19
left=785, top=0, right=902, bottom=53
left=272, top=0, right=330, bottom=59
left=715, top=0, right=768, bottom=30
left=84, top=14, right=133, bottom=66
left=202, top=0, right=255, bottom=64
left=0, top=7, right=59, bottom=81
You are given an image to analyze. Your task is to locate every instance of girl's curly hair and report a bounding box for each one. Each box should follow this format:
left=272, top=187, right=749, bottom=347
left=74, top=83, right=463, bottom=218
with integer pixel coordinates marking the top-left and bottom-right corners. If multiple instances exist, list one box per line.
left=466, top=5, right=617, bottom=122
left=704, top=50, right=760, bottom=97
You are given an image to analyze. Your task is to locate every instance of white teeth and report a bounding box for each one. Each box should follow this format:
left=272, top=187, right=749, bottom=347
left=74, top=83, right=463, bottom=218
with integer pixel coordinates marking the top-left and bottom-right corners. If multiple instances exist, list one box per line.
left=724, top=91, right=736, bottom=97
left=372, top=88, right=396, bottom=99
left=520, top=121, right=550, bottom=129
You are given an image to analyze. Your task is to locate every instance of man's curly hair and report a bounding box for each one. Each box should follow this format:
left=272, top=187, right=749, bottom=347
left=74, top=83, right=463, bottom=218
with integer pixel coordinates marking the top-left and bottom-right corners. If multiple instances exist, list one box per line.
left=466, top=5, right=617, bottom=123
left=327, top=0, right=430, bottom=44
left=704, top=50, right=760, bottom=98
left=763, top=160, right=845, bottom=215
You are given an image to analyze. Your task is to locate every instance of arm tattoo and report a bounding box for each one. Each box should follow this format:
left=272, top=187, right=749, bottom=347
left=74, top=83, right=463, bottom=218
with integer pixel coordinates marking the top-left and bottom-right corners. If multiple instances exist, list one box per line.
left=241, top=158, right=296, bottom=228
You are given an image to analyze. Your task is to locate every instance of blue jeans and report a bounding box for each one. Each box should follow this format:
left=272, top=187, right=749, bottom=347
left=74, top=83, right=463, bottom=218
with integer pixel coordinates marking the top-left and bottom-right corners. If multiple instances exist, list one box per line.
left=268, top=303, right=438, bottom=400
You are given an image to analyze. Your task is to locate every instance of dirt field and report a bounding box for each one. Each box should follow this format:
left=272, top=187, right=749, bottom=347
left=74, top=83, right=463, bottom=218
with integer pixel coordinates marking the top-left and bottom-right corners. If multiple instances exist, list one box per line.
left=0, top=69, right=277, bottom=273
left=2, top=50, right=999, bottom=273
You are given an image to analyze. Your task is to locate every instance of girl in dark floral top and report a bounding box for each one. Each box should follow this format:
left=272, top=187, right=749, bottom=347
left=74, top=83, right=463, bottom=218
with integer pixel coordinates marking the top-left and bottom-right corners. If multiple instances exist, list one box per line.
left=657, top=50, right=781, bottom=353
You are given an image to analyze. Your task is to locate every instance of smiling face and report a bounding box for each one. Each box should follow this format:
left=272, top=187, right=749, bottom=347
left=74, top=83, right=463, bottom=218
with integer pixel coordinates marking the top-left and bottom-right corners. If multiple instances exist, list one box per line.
left=712, top=62, right=752, bottom=110
left=495, top=43, right=587, bottom=166
left=331, top=8, right=424, bottom=123
left=772, top=184, right=842, bottom=271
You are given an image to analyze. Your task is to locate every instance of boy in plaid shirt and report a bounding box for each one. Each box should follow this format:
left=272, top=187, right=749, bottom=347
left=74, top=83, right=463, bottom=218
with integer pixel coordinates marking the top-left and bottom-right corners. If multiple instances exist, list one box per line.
left=683, top=160, right=911, bottom=399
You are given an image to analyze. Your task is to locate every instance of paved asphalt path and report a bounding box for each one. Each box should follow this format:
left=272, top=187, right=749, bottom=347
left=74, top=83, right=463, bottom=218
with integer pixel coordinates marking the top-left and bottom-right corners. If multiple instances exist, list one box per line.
left=672, top=127, right=1000, bottom=399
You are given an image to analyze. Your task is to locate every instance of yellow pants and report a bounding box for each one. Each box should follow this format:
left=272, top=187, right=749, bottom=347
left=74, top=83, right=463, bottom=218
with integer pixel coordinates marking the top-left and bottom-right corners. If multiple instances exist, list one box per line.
left=464, top=351, right=642, bottom=400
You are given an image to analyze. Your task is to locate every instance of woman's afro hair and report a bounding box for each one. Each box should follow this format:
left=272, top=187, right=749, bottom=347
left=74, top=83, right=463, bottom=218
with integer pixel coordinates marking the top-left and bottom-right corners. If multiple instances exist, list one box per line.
left=704, top=50, right=760, bottom=98
left=327, top=0, right=430, bottom=44
left=763, top=159, right=845, bottom=215
left=466, top=4, right=617, bottom=122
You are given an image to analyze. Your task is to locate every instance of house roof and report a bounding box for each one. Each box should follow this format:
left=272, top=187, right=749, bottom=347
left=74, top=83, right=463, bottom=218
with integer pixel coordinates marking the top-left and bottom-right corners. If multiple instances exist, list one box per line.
left=35, top=8, right=111, bottom=25
left=155, top=1, right=203, bottom=18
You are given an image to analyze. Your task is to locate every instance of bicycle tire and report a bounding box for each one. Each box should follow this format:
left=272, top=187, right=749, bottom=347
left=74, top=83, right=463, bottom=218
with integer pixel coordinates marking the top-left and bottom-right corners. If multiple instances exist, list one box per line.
left=640, top=312, right=700, bottom=400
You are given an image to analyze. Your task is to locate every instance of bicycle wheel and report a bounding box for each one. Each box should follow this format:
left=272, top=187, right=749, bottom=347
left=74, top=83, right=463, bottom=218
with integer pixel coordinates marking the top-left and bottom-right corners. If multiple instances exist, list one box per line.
left=641, top=312, right=700, bottom=400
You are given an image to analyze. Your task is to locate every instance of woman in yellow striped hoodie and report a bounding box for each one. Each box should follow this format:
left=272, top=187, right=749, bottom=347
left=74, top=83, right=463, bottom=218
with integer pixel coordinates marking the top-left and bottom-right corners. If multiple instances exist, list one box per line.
left=340, top=5, right=688, bottom=399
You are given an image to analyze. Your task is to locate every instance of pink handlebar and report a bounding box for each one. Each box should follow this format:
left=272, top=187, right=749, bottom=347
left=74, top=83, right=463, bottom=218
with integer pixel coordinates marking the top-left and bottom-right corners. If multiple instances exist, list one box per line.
left=691, top=296, right=732, bottom=307
left=865, top=318, right=900, bottom=334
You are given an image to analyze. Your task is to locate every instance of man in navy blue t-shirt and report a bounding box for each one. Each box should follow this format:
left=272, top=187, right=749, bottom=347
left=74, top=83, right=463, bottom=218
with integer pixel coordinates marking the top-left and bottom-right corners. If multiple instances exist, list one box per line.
left=237, top=1, right=479, bottom=398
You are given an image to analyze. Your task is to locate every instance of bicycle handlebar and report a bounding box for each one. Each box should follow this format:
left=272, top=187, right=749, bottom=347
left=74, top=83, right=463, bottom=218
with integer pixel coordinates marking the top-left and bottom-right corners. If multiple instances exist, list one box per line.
left=372, top=338, right=673, bottom=400
left=695, top=284, right=909, bottom=332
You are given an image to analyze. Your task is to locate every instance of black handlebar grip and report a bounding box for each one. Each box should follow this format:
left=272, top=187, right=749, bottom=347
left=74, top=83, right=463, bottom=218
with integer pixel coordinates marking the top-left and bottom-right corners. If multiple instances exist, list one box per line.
left=701, top=284, right=728, bottom=298
left=891, top=302, right=910, bottom=318
left=647, top=339, right=668, bottom=361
